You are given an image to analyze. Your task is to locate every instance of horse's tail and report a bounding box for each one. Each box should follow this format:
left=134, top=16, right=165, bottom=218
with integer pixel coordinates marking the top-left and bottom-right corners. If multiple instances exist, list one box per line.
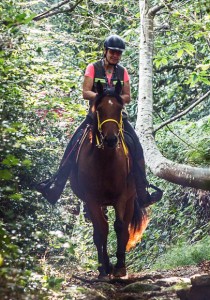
left=126, top=199, right=149, bottom=251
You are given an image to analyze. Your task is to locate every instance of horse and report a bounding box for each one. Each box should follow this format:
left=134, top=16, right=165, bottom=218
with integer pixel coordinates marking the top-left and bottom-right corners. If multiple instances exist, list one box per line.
left=69, top=80, right=149, bottom=279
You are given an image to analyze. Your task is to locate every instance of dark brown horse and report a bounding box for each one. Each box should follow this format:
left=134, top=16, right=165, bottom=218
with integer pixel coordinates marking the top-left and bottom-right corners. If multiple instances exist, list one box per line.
left=70, top=81, right=149, bottom=279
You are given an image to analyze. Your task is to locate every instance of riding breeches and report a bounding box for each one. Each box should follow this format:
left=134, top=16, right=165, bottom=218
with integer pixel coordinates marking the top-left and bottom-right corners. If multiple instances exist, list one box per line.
left=60, top=115, right=93, bottom=166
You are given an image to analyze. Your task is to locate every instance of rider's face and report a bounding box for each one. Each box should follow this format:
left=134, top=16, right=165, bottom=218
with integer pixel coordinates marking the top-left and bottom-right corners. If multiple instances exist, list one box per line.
left=105, top=49, right=122, bottom=64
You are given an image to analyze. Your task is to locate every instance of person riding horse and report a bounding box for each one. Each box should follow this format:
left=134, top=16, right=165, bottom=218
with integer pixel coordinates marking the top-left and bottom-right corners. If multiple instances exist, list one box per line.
left=36, top=35, right=163, bottom=207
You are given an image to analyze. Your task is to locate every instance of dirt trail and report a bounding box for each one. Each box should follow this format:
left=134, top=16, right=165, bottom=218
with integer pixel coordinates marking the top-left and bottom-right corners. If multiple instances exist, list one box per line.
left=58, top=261, right=210, bottom=300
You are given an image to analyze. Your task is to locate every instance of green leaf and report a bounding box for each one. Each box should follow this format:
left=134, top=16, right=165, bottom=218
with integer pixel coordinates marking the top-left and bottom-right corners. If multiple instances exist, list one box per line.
left=0, top=254, right=4, bottom=267
left=177, top=49, right=184, bottom=59
left=15, top=13, right=27, bottom=22
left=10, top=193, right=22, bottom=200
left=22, top=159, right=32, bottom=167
left=2, top=155, right=20, bottom=167
left=23, top=14, right=36, bottom=24
left=162, top=57, right=168, bottom=65
left=0, top=170, right=13, bottom=180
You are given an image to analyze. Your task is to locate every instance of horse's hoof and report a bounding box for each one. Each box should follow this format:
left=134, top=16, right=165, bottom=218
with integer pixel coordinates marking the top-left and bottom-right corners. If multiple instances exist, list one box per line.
left=113, top=267, right=127, bottom=278
left=106, top=263, right=114, bottom=275
left=98, top=274, right=110, bottom=282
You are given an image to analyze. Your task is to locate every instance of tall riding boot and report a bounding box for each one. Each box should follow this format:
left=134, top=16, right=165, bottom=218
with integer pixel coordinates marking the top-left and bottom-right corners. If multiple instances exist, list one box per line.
left=36, top=160, right=72, bottom=205
left=134, top=159, right=163, bottom=207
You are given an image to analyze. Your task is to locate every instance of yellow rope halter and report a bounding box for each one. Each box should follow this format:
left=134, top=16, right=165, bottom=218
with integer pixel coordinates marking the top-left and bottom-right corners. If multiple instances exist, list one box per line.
left=96, top=111, right=129, bottom=157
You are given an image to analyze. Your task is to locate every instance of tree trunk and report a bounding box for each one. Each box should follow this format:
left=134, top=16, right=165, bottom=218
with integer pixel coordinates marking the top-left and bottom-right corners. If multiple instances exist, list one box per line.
left=136, top=0, right=210, bottom=191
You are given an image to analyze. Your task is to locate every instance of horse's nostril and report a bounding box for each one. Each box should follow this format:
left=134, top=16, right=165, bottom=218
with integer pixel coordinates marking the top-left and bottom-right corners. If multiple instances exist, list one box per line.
left=104, top=135, right=118, bottom=148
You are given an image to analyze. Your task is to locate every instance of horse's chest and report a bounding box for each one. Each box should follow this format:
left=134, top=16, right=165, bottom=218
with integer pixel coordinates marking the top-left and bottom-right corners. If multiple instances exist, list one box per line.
left=78, top=165, right=126, bottom=203
left=77, top=146, right=131, bottom=203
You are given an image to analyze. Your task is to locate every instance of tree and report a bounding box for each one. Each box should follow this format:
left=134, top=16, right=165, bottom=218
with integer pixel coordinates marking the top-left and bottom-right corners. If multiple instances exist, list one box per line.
left=32, top=0, right=83, bottom=21
left=136, top=0, right=210, bottom=191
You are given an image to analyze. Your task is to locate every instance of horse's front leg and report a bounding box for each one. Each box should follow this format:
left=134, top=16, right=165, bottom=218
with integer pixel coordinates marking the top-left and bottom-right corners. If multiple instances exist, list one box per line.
left=102, top=239, right=113, bottom=275
left=113, top=217, right=128, bottom=277
left=114, top=198, right=134, bottom=277
left=86, top=201, right=110, bottom=279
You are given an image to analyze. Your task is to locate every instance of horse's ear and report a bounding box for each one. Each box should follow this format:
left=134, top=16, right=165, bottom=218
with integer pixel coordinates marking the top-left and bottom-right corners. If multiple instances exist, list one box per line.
left=115, top=80, right=122, bottom=95
left=96, top=81, right=104, bottom=96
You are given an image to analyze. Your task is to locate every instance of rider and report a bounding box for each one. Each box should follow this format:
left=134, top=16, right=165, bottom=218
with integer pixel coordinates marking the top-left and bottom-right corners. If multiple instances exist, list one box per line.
left=36, top=34, right=163, bottom=206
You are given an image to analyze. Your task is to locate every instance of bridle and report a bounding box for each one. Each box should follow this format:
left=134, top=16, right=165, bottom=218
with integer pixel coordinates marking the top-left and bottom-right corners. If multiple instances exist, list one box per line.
left=97, top=110, right=123, bottom=133
left=95, top=110, right=128, bottom=156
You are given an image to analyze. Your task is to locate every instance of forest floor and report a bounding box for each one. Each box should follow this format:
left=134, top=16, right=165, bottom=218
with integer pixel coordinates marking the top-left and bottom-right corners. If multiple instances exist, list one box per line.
left=1, top=260, right=210, bottom=299
left=45, top=260, right=210, bottom=300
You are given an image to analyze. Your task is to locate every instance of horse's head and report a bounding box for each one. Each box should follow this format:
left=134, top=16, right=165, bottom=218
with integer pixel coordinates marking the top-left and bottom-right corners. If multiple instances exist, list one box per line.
left=93, top=80, right=123, bottom=149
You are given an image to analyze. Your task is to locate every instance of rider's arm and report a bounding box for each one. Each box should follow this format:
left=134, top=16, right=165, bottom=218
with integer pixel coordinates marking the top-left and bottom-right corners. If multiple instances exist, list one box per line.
left=121, top=80, right=131, bottom=104
left=83, top=76, right=97, bottom=101
left=83, top=64, right=96, bottom=101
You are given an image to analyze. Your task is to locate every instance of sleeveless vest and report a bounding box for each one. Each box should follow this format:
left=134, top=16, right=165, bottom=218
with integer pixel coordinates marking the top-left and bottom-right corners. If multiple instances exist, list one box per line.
left=92, top=60, right=125, bottom=92
left=87, top=60, right=125, bottom=114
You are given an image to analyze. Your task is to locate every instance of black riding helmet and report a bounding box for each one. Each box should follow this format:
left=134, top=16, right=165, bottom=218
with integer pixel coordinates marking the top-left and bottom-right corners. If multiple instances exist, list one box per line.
left=104, top=35, right=125, bottom=52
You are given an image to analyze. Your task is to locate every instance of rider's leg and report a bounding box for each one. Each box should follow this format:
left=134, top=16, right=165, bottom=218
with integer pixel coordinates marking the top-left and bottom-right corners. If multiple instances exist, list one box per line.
left=123, top=118, right=163, bottom=207
left=60, top=114, right=93, bottom=166
left=36, top=115, right=92, bottom=204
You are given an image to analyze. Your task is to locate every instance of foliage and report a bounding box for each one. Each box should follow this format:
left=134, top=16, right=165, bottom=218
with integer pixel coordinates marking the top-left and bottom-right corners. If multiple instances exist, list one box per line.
left=153, top=0, right=210, bottom=121
left=152, top=235, right=210, bottom=270
left=0, top=0, right=209, bottom=298
left=155, top=115, right=210, bottom=166
left=126, top=181, right=210, bottom=272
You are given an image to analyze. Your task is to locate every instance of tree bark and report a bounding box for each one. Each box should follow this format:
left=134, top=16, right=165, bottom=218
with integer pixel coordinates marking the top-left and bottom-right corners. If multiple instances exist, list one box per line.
left=136, top=0, right=210, bottom=191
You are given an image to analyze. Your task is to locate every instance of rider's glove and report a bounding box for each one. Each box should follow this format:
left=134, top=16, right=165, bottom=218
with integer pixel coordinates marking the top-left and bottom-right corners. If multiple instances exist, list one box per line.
left=104, top=87, right=115, bottom=96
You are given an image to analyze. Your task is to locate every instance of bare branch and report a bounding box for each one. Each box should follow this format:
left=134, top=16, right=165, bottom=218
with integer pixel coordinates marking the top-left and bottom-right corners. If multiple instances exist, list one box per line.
left=33, top=0, right=70, bottom=20
left=154, top=90, right=210, bottom=133
left=155, top=64, right=194, bottom=73
left=148, top=5, right=165, bottom=17
left=33, top=0, right=83, bottom=21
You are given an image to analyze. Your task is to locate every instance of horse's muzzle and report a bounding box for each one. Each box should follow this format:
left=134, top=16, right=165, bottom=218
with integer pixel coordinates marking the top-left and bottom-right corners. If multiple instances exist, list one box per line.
left=104, top=134, right=119, bottom=148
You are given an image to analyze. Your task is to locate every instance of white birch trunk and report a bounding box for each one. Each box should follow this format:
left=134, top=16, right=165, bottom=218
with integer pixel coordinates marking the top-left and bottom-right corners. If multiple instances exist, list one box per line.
left=136, top=0, right=210, bottom=191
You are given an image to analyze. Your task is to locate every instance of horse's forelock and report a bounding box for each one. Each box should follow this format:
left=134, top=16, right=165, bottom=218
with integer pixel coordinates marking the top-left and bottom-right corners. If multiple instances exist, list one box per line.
left=94, top=95, right=123, bottom=114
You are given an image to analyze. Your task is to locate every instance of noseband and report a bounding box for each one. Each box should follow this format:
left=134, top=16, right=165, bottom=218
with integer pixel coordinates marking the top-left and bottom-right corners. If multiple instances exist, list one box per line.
left=96, top=110, right=128, bottom=156
left=97, top=110, right=123, bottom=133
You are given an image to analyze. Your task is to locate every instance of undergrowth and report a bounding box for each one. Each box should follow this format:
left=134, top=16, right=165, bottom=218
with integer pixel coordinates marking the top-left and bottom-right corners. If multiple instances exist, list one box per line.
left=152, top=235, right=210, bottom=270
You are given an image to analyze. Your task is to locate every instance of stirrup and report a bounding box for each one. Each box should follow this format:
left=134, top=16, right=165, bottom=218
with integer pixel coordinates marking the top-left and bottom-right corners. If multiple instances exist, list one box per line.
left=146, top=184, right=163, bottom=206
left=148, top=184, right=163, bottom=193
left=37, top=171, right=59, bottom=189
left=36, top=178, right=61, bottom=205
